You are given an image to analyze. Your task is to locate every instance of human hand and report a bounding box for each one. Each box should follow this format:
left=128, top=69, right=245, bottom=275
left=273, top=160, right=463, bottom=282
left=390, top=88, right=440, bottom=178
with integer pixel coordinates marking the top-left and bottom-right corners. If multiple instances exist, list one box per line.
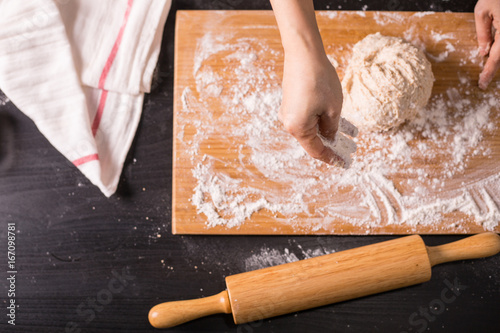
left=475, top=0, right=500, bottom=89
left=279, top=51, right=346, bottom=165
left=270, top=0, right=355, bottom=166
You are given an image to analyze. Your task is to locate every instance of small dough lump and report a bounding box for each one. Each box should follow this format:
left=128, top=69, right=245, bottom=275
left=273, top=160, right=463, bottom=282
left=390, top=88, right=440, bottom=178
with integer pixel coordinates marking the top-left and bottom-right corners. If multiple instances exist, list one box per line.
left=341, top=33, right=434, bottom=132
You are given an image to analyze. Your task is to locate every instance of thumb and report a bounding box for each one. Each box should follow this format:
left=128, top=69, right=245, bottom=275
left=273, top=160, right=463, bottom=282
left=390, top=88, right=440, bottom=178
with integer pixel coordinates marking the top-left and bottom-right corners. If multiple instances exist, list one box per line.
left=475, top=3, right=493, bottom=56
left=479, top=36, right=500, bottom=89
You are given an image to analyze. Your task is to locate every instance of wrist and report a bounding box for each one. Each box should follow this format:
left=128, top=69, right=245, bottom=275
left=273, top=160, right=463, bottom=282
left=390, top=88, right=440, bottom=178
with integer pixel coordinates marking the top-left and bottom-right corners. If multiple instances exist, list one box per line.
left=281, top=28, right=327, bottom=61
left=283, top=38, right=331, bottom=74
left=271, top=0, right=328, bottom=64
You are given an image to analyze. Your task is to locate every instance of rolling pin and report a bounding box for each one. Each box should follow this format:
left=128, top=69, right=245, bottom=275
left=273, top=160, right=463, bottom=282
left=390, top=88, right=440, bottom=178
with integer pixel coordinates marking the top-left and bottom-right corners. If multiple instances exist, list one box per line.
left=149, top=232, right=500, bottom=328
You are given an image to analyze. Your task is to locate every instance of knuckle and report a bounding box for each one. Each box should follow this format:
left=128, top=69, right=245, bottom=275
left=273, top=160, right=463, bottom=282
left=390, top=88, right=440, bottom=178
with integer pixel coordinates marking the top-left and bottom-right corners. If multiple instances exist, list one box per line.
left=281, top=120, right=295, bottom=134
left=282, top=120, right=302, bottom=137
left=474, top=3, right=486, bottom=16
left=307, top=148, right=324, bottom=160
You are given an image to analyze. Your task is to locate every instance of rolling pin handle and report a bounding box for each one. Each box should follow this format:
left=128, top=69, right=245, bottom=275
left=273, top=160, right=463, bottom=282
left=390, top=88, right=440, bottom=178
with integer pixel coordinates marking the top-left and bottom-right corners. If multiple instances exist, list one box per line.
left=427, top=232, right=500, bottom=267
left=148, top=290, right=232, bottom=329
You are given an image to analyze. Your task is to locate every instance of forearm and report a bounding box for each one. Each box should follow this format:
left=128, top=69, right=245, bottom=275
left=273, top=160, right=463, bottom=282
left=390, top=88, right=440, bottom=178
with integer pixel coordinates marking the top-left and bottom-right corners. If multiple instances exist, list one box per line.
left=270, top=0, right=326, bottom=61
left=270, top=0, right=345, bottom=165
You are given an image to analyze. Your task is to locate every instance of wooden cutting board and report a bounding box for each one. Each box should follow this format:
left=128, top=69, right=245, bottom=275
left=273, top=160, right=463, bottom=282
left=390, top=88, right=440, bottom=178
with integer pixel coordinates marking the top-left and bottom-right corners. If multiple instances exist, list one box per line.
left=172, top=10, right=500, bottom=235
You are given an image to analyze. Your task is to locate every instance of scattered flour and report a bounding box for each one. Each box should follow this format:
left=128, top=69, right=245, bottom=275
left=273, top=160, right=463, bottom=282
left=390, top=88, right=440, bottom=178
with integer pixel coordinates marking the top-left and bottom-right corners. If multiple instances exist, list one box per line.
left=0, top=92, right=9, bottom=106
left=177, top=16, right=500, bottom=232
left=412, top=12, right=436, bottom=18
left=318, top=11, right=338, bottom=20
left=244, top=245, right=336, bottom=271
left=245, top=248, right=299, bottom=271
left=431, top=31, right=456, bottom=42
left=373, top=12, right=405, bottom=26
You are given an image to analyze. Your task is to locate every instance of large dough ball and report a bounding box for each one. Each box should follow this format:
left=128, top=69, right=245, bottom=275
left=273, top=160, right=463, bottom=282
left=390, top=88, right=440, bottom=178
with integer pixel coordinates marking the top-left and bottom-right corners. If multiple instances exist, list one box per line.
left=341, top=33, right=434, bottom=132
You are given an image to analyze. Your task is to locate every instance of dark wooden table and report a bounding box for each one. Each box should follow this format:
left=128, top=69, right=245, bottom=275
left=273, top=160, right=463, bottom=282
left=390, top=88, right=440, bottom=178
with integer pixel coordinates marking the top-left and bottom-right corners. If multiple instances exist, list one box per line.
left=1, top=1, right=498, bottom=332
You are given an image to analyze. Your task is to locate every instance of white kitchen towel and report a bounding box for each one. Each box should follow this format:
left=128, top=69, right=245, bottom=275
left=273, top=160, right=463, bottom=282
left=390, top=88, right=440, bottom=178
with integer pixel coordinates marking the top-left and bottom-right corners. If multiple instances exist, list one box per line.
left=0, top=0, right=171, bottom=196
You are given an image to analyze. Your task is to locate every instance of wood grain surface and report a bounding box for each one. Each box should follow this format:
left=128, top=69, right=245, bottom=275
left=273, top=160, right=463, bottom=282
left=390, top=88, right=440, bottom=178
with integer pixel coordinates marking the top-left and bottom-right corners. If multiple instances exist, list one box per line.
left=173, top=10, right=500, bottom=235
left=226, top=235, right=433, bottom=324
left=1, top=2, right=498, bottom=332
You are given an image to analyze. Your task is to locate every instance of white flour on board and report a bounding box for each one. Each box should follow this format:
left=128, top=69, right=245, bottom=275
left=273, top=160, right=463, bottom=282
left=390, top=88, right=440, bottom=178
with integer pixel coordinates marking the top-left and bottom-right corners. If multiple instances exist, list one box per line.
left=177, top=13, right=500, bottom=232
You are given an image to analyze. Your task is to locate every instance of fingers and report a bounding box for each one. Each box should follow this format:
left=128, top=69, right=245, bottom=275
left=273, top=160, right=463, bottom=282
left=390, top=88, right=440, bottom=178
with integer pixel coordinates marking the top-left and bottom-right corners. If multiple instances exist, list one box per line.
left=280, top=105, right=358, bottom=167
left=298, top=134, right=346, bottom=166
left=475, top=3, right=493, bottom=56
left=316, top=115, right=359, bottom=168
left=479, top=31, right=500, bottom=89
left=339, top=117, right=359, bottom=138
left=318, top=111, right=340, bottom=141
left=282, top=117, right=345, bottom=166
left=319, top=132, right=357, bottom=169
left=475, top=0, right=500, bottom=89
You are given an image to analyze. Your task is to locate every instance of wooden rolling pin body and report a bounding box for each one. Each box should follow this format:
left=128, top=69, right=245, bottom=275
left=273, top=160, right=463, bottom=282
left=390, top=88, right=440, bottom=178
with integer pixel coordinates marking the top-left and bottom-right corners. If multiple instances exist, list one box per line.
left=149, top=233, right=500, bottom=328
left=227, top=235, right=430, bottom=324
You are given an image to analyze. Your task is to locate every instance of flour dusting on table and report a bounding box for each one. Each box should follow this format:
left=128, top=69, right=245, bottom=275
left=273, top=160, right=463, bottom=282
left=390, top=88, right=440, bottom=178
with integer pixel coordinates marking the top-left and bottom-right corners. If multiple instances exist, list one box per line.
left=176, top=13, right=500, bottom=232
left=245, top=248, right=299, bottom=271
left=0, top=92, right=9, bottom=106
left=245, top=246, right=336, bottom=271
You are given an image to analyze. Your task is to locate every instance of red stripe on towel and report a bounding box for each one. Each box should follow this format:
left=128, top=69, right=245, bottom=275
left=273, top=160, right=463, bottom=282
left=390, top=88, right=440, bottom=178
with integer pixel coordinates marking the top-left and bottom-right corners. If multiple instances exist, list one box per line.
left=73, top=154, right=99, bottom=166
left=91, top=89, right=109, bottom=136
left=92, top=0, right=134, bottom=137
left=98, top=0, right=134, bottom=89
